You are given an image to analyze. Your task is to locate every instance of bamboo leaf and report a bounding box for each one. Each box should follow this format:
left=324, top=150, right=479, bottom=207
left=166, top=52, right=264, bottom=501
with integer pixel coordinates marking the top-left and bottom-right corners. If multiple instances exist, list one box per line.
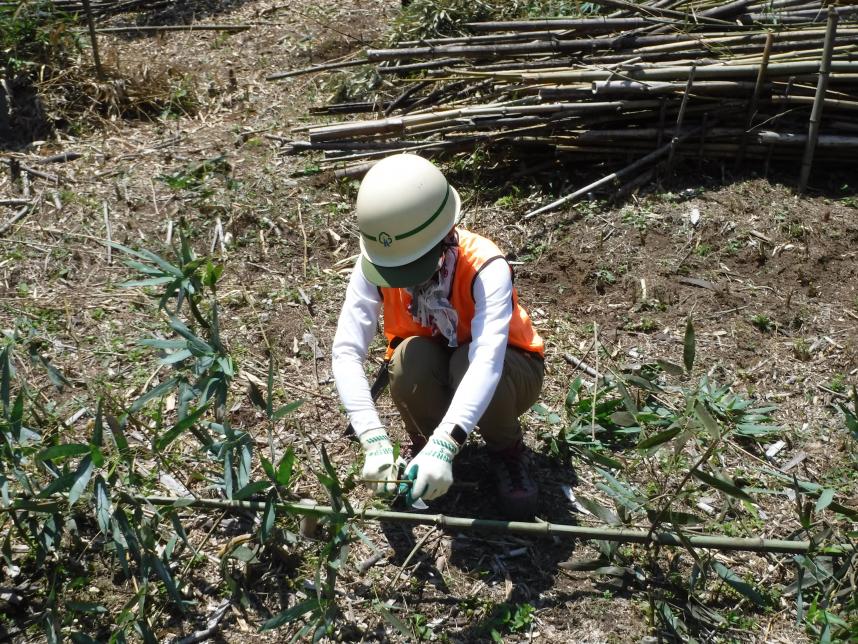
left=575, top=495, right=621, bottom=525
left=69, top=454, right=93, bottom=507
left=138, top=338, right=188, bottom=350
left=266, top=354, right=275, bottom=418
left=374, top=601, right=412, bottom=639
left=40, top=356, right=71, bottom=390
left=94, top=476, right=112, bottom=535
left=261, top=456, right=276, bottom=483
left=148, top=553, right=184, bottom=606
left=10, top=391, right=23, bottom=437
left=692, top=469, right=752, bottom=502
left=277, top=448, right=295, bottom=487
left=109, top=241, right=183, bottom=277
left=37, top=473, right=77, bottom=497
left=582, top=449, right=624, bottom=471
left=1, top=344, right=12, bottom=414
left=259, top=598, right=320, bottom=631
left=815, top=489, right=836, bottom=512
left=248, top=381, right=267, bottom=412
left=121, top=276, right=175, bottom=288
left=91, top=399, right=103, bottom=449
left=657, top=359, right=685, bottom=378
left=615, top=379, right=638, bottom=415
left=658, top=601, right=696, bottom=643
left=735, top=423, right=781, bottom=438
left=565, top=377, right=583, bottom=410
left=168, top=317, right=213, bottom=354
left=625, top=375, right=663, bottom=393
left=261, top=491, right=276, bottom=542
left=155, top=401, right=210, bottom=451
left=233, top=480, right=268, bottom=500
left=683, top=316, right=696, bottom=373
left=694, top=401, right=721, bottom=440
left=636, top=427, right=681, bottom=450
left=272, top=400, right=304, bottom=421
left=711, top=561, right=766, bottom=606
left=38, top=443, right=90, bottom=461
left=159, top=349, right=193, bottom=365
left=130, top=376, right=181, bottom=412
left=828, top=501, right=858, bottom=521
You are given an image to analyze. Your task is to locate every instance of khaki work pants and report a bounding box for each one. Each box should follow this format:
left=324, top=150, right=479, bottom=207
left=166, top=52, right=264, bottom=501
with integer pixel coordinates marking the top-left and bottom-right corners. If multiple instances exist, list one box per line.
left=388, top=336, right=545, bottom=450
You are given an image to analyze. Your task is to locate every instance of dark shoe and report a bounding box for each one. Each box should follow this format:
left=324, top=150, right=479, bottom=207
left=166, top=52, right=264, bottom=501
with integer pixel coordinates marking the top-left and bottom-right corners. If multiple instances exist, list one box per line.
left=491, top=440, right=538, bottom=521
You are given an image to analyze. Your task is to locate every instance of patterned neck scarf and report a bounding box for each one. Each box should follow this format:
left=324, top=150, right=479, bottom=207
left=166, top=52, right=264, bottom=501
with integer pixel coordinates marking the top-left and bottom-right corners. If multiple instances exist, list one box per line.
left=406, top=230, right=459, bottom=347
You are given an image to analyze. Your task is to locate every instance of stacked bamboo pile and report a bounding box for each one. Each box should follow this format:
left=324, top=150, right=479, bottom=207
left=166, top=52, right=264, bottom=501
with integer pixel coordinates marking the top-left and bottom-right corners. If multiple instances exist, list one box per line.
left=276, top=0, right=858, bottom=202
left=0, top=0, right=168, bottom=17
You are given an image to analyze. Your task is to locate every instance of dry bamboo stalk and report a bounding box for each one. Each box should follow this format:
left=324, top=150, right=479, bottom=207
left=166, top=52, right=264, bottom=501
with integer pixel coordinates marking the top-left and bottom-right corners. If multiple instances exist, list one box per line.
left=93, top=24, right=252, bottom=33
left=466, top=17, right=681, bottom=33
left=308, top=100, right=666, bottom=142
left=737, top=31, right=775, bottom=165
left=524, top=123, right=709, bottom=219
left=758, top=131, right=858, bottom=146
left=266, top=58, right=369, bottom=81
left=80, top=0, right=104, bottom=80
left=504, top=60, right=858, bottom=82
left=667, top=65, right=696, bottom=169
left=799, top=7, right=839, bottom=191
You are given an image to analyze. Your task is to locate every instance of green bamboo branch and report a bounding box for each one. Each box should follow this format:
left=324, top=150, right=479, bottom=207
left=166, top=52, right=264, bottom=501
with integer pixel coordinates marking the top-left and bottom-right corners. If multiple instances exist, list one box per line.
left=7, top=495, right=852, bottom=555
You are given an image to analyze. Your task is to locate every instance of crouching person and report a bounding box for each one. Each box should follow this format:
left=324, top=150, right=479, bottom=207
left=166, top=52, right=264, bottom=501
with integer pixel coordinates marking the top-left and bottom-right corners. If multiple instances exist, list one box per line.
left=331, top=154, right=545, bottom=520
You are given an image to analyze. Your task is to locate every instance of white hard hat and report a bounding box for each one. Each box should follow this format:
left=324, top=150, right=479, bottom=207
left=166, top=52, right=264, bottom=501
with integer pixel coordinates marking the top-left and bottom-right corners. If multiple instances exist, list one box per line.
left=356, top=154, right=461, bottom=287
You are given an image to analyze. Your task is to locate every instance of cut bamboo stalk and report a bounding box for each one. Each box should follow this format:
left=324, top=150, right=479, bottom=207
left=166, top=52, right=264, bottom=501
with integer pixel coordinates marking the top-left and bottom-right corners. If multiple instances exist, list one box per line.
left=737, top=31, right=775, bottom=165
left=799, top=7, right=840, bottom=191
left=266, top=58, right=369, bottom=81
left=35, top=495, right=836, bottom=554
left=466, top=17, right=680, bottom=33
left=507, top=60, right=858, bottom=82
left=80, top=0, right=104, bottom=80
left=666, top=65, right=696, bottom=170
left=93, top=24, right=252, bottom=33
left=524, top=123, right=710, bottom=219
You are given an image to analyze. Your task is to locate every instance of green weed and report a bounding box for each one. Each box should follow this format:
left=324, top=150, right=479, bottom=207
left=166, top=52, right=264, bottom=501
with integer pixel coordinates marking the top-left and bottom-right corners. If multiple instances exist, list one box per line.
left=751, top=314, right=772, bottom=332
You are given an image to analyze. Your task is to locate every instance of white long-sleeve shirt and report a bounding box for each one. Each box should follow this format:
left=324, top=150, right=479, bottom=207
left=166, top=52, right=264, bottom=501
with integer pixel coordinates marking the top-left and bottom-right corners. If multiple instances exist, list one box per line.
left=331, top=256, right=513, bottom=437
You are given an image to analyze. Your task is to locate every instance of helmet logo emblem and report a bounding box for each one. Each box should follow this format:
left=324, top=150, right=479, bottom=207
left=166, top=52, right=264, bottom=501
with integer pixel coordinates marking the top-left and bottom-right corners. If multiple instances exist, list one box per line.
left=379, top=232, right=393, bottom=247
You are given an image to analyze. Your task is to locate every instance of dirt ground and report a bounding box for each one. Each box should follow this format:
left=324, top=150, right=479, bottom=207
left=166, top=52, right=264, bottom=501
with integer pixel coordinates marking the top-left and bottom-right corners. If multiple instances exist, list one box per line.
left=1, top=0, right=856, bottom=642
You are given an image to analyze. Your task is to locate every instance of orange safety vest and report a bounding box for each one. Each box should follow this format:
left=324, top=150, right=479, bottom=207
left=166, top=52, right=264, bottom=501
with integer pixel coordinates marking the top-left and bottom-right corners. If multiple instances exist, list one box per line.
left=380, top=228, right=545, bottom=360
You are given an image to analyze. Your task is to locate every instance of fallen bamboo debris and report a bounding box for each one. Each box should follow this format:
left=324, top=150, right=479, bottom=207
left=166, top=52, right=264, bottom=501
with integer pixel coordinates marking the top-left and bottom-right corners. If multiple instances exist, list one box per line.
left=93, top=23, right=252, bottom=33
left=0, top=205, right=32, bottom=236
left=269, top=0, right=858, bottom=192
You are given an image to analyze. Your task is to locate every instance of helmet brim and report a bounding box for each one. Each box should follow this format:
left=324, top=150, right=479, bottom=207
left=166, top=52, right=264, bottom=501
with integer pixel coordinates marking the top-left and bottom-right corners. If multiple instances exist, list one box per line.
left=361, top=240, right=444, bottom=288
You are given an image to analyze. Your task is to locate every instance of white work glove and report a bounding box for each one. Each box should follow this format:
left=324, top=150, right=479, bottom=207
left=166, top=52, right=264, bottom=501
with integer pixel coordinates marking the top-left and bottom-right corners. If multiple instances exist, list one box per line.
left=357, top=427, right=398, bottom=496
left=400, top=427, right=461, bottom=505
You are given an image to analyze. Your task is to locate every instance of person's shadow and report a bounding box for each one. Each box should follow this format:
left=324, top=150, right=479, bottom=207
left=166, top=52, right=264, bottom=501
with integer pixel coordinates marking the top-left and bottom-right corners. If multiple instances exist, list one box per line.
left=377, top=437, right=584, bottom=640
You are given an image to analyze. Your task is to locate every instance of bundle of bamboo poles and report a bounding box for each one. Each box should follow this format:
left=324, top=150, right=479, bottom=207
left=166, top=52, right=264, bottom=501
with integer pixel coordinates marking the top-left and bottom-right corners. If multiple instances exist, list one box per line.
left=1, top=0, right=171, bottom=18
left=274, top=0, right=858, bottom=199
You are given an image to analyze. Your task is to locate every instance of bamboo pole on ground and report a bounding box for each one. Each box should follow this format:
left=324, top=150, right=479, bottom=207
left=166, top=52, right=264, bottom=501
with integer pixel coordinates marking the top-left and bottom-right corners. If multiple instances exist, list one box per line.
left=799, top=7, right=839, bottom=192
left=10, top=495, right=852, bottom=555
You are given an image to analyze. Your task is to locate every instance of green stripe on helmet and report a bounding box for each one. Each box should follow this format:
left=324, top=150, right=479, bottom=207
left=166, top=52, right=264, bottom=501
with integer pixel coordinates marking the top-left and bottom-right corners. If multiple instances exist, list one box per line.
left=395, top=183, right=450, bottom=241
left=359, top=183, right=450, bottom=246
